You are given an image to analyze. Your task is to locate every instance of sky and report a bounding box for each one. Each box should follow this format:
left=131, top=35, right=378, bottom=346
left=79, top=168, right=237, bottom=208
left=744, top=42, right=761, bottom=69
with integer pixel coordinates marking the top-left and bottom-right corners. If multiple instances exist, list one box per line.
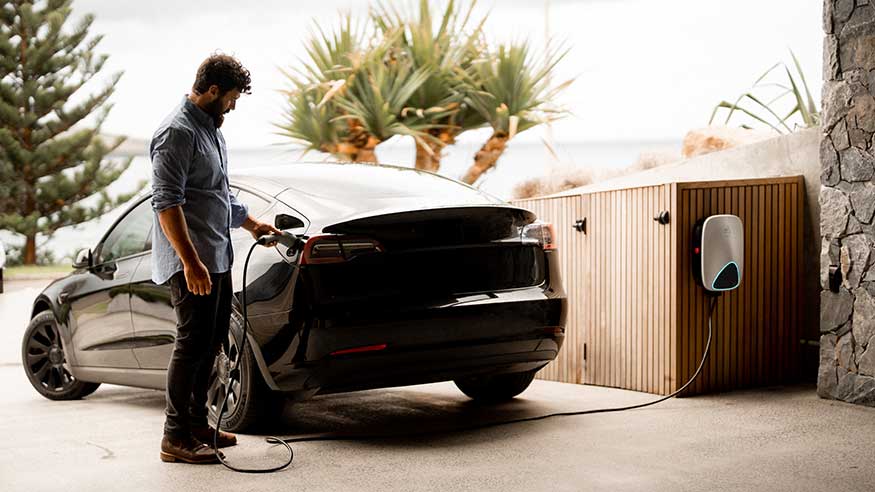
left=72, top=0, right=824, bottom=150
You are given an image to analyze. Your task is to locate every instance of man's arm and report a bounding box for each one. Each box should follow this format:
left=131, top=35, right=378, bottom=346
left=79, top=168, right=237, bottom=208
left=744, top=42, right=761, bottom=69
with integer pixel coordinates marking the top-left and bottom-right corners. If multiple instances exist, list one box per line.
left=157, top=206, right=212, bottom=295
left=151, top=127, right=212, bottom=295
left=229, top=193, right=281, bottom=242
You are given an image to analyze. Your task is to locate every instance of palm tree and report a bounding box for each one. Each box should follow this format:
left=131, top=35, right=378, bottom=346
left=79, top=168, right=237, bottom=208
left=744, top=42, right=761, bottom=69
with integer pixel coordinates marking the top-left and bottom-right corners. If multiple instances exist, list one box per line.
left=371, top=0, right=488, bottom=171
left=276, top=15, right=376, bottom=161
left=330, top=30, right=436, bottom=163
left=278, top=4, right=571, bottom=176
left=457, top=41, right=572, bottom=185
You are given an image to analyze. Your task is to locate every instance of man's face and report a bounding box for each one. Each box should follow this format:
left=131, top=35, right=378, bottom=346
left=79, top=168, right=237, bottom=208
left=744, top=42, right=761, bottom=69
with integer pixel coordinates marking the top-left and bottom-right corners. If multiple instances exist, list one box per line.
left=203, top=87, right=241, bottom=128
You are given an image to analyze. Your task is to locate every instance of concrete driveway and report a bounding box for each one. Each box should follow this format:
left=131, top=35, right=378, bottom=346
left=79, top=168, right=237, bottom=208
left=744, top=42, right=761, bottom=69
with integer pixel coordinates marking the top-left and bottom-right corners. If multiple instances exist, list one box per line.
left=2, top=279, right=873, bottom=492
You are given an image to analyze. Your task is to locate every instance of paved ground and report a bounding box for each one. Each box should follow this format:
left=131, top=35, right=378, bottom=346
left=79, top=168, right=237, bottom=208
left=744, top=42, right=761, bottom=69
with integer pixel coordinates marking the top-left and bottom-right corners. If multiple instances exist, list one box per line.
left=2, top=280, right=874, bottom=492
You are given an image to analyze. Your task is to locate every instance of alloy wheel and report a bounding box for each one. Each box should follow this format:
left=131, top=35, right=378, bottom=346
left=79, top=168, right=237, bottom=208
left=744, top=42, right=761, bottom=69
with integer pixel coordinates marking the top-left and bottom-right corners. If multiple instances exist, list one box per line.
left=207, top=332, right=243, bottom=418
left=24, top=319, right=77, bottom=393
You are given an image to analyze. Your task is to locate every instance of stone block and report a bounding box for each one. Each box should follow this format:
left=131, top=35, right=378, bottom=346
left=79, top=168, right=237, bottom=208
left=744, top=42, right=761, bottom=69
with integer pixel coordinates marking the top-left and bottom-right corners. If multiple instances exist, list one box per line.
left=846, top=374, right=875, bottom=405
left=822, top=136, right=842, bottom=186
left=831, top=117, right=851, bottom=150
left=847, top=181, right=875, bottom=223
left=842, top=234, right=871, bottom=288
left=846, top=214, right=863, bottom=235
left=817, top=333, right=839, bottom=399
left=825, top=34, right=841, bottom=80
left=836, top=331, right=857, bottom=370
left=840, top=33, right=875, bottom=71
left=822, top=288, right=855, bottom=332
left=823, top=81, right=853, bottom=132
left=836, top=370, right=857, bottom=399
left=824, top=0, right=835, bottom=34
left=835, top=0, right=855, bottom=24
left=849, top=94, right=875, bottom=132
left=820, top=186, right=852, bottom=238
left=860, top=342, right=875, bottom=376
left=840, top=4, right=875, bottom=38
left=853, top=286, right=875, bottom=345
left=839, top=147, right=875, bottom=181
left=849, top=127, right=872, bottom=148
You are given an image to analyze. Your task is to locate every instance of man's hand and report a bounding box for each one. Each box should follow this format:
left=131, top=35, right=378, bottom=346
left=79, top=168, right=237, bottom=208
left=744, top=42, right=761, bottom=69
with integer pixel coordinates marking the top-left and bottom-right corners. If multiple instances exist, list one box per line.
left=242, top=217, right=283, bottom=246
left=183, top=258, right=212, bottom=296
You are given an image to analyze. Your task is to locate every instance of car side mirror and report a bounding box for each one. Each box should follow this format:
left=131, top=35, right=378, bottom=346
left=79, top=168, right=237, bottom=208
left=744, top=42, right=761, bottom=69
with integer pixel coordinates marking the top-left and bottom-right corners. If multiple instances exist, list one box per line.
left=275, top=213, right=304, bottom=230
left=73, top=248, right=92, bottom=270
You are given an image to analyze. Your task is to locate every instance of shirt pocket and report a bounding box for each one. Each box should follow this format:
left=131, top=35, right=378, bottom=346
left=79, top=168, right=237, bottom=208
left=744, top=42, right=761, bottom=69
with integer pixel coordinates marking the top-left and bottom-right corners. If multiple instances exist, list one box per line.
left=189, top=140, right=225, bottom=190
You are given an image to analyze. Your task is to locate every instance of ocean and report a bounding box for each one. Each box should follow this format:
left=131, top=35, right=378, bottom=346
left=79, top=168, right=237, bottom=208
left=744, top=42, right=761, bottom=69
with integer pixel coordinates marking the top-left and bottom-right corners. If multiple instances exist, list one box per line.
left=4, top=138, right=679, bottom=262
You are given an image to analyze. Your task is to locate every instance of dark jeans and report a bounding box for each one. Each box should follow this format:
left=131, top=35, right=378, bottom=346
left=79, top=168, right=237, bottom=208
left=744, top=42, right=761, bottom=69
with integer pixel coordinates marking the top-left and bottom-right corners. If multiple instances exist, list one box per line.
left=164, top=270, right=232, bottom=439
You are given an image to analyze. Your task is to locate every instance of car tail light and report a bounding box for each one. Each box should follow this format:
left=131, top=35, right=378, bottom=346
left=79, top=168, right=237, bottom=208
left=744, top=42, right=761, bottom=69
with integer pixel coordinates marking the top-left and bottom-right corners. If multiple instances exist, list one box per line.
left=521, top=222, right=556, bottom=250
left=300, top=235, right=385, bottom=265
left=330, top=343, right=388, bottom=356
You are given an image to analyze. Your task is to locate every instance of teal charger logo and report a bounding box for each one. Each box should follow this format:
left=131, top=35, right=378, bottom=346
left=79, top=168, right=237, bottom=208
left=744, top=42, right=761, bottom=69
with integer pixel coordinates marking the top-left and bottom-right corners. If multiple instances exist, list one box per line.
left=711, top=261, right=740, bottom=291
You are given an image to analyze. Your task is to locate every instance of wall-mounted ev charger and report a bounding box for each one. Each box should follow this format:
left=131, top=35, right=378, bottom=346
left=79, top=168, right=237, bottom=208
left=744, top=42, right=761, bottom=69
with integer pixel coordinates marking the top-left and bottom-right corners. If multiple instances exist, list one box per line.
left=691, top=214, right=744, bottom=294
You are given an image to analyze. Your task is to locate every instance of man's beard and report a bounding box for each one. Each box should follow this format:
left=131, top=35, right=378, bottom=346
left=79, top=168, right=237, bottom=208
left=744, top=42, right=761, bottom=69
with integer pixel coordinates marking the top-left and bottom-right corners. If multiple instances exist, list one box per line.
left=204, top=98, right=226, bottom=128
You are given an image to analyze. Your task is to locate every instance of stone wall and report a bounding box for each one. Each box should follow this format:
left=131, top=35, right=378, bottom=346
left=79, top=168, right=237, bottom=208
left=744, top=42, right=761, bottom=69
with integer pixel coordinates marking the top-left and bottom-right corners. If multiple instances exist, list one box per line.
left=818, top=0, right=875, bottom=405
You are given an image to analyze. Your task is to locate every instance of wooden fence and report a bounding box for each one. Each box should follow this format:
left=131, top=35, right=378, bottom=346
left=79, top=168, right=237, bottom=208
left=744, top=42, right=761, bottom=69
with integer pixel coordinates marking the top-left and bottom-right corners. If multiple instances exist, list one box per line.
left=512, top=176, right=803, bottom=395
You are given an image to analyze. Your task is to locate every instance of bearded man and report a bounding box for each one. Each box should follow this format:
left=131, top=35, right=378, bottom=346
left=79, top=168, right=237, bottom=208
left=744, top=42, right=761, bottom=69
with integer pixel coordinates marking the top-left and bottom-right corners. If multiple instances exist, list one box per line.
left=150, top=54, right=280, bottom=464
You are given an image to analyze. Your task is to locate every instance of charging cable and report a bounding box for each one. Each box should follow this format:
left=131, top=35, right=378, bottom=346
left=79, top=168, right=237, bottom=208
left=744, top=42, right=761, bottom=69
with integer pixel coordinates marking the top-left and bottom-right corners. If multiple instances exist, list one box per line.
left=215, top=235, right=720, bottom=473
left=213, top=239, right=295, bottom=473
left=269, top=296, right=719, bottom=444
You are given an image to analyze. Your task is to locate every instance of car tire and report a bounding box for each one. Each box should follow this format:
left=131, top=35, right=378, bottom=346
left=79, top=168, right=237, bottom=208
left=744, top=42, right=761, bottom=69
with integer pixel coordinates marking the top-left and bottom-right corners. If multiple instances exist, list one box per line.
left=207, top=308, right=284, bottom=433
left=22, top=311, right=100, bottom=400
left=454, top=369, right=537, bottom=402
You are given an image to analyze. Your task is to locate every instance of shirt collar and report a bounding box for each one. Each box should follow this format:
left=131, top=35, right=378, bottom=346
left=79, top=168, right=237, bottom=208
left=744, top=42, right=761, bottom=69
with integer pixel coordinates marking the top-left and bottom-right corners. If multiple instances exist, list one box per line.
left=181, top=95, right=216, bottom=131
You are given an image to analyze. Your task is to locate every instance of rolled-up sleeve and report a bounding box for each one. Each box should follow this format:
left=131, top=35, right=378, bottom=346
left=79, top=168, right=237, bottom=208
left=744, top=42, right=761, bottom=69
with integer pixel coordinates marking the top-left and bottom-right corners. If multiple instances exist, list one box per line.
left=150, top=127, right=192, bottom=213
left=229, top=193, right=249, bottom=228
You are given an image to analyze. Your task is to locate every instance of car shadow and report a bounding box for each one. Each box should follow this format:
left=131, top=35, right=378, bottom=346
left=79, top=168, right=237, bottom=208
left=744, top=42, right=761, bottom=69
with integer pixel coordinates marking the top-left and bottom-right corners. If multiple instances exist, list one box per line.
left=86, top=384, right=559, bottom=447
left=261, top=386, right=561, bottom=447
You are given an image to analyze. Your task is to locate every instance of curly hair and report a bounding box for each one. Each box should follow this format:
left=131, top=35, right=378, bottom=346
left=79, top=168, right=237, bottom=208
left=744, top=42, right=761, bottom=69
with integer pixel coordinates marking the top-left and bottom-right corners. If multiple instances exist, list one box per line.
left=192, top=53, right=252, bottom=95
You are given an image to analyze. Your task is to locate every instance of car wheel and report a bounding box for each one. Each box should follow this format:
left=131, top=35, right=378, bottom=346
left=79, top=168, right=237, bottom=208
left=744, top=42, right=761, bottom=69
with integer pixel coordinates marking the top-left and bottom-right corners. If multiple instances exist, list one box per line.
left=21, top=311, right=100, bottom=400
left=454, top=369, right=537, bottom=402
left=207, top=309, right=284, bottom=433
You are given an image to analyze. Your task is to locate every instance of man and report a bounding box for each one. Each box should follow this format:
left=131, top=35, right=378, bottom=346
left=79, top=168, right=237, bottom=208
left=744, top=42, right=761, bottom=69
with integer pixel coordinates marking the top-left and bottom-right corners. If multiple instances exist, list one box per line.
left=150, top=54, right=280, bottom=464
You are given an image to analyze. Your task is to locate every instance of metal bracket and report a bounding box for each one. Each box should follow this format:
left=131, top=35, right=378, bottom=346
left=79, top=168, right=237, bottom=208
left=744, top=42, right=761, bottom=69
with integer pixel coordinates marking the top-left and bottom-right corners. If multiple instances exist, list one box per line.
left=828, top=266, right=842, bottom=293
left=573, top=218, right=586, bottom=234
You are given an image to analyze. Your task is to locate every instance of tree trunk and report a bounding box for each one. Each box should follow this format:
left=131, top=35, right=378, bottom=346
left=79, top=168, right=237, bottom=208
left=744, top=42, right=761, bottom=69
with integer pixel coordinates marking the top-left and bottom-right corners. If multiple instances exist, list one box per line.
left=414, top=142, right=438, bottom=171
left=357, top=147, right=378, bottom=163
left=461, top=132, right=509, bottom=185
left=415, top=132, right=455, bottom=172
left=24, top=233, right=36, bottom=265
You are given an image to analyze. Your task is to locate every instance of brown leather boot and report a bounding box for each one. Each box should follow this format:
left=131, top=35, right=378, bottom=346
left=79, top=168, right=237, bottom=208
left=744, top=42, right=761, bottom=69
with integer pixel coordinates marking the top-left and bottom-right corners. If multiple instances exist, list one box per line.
left=160, top=435, right=220, bottom=464
left=192, top=425, right=238, bottom=449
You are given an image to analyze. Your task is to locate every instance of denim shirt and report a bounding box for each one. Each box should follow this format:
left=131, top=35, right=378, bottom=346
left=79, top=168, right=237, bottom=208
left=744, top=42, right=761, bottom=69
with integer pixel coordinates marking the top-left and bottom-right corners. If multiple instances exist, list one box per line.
left=149, top=96, right=249, bottom=285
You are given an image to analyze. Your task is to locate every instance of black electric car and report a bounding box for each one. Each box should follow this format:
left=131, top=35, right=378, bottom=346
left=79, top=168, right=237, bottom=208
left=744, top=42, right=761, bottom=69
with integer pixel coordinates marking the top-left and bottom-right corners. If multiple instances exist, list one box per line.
left=22, top=162, right=567, bottom=431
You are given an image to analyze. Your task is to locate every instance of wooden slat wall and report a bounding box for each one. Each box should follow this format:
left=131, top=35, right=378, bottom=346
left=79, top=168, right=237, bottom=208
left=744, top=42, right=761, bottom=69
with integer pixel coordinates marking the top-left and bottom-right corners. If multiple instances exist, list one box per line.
left=512, top=176, right=803, bottom=395
left=512, top=195, right=587, bottom=384
left=581, top=184, right=675, bottom=393
left=675, top=177, right=803, bottom=395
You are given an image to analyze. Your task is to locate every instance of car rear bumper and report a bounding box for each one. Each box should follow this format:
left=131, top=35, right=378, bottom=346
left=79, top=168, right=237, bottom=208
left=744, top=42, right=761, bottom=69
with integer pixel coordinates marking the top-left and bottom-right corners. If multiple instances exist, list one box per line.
left=310, top=336, right=563, bottom=395
left=265, top=288, right=567, bottom=393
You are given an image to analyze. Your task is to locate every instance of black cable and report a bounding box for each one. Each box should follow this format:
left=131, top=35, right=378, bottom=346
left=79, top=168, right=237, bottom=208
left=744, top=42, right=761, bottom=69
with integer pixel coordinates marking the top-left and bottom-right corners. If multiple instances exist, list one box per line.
left=267, top=296, right=720, bottom=445
left=214, top=241, right=294, bottom=473
left=219, top=236, right=720, bottom=472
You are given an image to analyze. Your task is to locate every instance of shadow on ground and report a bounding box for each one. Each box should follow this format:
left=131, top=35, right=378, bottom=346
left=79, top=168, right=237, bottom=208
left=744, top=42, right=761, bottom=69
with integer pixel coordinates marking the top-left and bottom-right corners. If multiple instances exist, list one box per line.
left=86, top=382, right=566, bottom=448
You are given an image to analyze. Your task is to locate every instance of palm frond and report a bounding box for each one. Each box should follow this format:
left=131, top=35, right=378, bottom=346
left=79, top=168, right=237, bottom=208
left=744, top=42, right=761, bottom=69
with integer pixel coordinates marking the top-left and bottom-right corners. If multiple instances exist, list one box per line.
left=709, top=49, right=820, bottom=133
left=456, top=39, right=572, bottom=137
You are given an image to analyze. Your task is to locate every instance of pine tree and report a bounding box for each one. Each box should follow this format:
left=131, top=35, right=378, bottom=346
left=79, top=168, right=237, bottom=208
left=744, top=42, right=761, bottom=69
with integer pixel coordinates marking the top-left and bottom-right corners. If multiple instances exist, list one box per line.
left=0, top=0, right=141, bottom=264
